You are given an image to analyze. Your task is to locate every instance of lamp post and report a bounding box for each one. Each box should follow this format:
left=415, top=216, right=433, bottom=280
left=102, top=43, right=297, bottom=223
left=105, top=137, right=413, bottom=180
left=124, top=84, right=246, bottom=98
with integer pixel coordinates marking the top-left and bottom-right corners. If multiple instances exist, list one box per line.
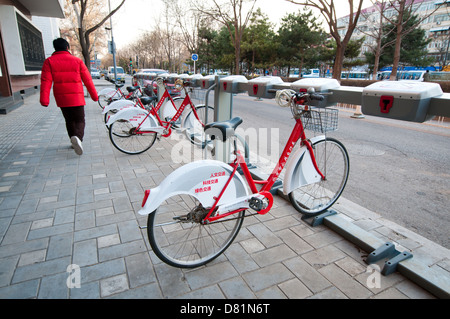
left=108, top=0, right=118, bottom=88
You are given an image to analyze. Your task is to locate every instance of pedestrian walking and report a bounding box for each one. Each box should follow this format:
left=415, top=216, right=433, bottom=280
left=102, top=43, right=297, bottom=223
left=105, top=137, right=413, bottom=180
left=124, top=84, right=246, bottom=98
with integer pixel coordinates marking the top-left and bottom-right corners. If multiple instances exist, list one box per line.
left=423, top=70, right=430, bottom=82
left=40, top=38, right=98, bottom=155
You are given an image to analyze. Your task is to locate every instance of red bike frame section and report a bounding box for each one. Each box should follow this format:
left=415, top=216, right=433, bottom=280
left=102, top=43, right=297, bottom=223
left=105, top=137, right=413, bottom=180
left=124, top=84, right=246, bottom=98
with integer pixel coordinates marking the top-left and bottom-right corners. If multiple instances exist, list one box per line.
left=135, top=86, right=206, bottom=136
left=203, top=118, right=325, bottom=224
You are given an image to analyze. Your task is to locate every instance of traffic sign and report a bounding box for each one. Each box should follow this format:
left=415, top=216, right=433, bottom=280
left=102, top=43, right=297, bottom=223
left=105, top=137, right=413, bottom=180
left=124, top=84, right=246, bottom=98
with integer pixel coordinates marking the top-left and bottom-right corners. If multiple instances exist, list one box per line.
left=191, top=54, right=198, bottom=61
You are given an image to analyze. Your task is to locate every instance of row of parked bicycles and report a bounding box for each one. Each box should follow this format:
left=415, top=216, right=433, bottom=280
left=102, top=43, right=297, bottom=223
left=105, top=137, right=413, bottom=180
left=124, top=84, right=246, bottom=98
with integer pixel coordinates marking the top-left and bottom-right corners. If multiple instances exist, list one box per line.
left=97, top=78, right=350, bottom=268
left=98, top=78, right=214, bottom=154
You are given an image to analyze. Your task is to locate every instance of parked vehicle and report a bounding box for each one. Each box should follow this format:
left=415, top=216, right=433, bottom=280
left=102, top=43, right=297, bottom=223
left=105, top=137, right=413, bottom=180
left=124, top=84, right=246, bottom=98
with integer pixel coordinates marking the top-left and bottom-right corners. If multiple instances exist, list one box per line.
left=376, top=70, right=426, bottom=81
left=429, top=71, right=450, bottom=81
left=133, top=69, right=180, bottom=97
left=90, top=68, right=100, bottom=79
left=302, top=69, right=320, bottom=78
left=106, top=66, right=126, bottom=83
left=398, top=70, right=426, bottom=81
left=341, top=71, right=369, bottom=80
left=137, top=68, right=168, bottom=76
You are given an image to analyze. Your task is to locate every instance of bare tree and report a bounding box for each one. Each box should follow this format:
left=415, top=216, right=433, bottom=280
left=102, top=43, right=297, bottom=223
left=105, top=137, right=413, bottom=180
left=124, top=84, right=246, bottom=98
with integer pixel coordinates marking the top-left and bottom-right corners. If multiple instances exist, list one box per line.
left=356, top=0, right=393, bottom=78
left=287, top=0, right=364, bottom=80
left=192, top=0, right=257, bottom=75
left=69, top=0, right=126, bottom=69
left=166, top=0, right=209, bottom=54
left=380, top=0, right=443, bottom=80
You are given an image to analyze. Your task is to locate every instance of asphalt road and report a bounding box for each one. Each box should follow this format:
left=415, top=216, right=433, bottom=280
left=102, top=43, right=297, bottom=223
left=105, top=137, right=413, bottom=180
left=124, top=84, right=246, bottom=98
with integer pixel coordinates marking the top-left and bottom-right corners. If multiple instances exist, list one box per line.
left=230, top=93, right=450, bottom=249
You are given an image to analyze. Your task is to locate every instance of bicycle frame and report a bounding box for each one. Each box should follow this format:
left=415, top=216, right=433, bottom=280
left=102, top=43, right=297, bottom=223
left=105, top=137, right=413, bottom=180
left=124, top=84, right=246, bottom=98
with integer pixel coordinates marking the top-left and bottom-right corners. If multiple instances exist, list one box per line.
left=99, top=85, right=142, bottom=108
left=135, top=86, right=206, bottom=136
left=202, top=118, right=325, bottom=224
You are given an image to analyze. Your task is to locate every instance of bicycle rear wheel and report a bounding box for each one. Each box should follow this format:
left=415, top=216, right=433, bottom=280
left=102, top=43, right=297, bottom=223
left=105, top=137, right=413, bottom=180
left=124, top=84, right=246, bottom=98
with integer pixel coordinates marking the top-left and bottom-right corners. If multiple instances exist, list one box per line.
left=289, top=137, right=349, bottom=216
left=109, top=120, right=157, bottom=155
left=147, top=194, right=244, bottom=268
left=98, top=95, right=119, bottom=109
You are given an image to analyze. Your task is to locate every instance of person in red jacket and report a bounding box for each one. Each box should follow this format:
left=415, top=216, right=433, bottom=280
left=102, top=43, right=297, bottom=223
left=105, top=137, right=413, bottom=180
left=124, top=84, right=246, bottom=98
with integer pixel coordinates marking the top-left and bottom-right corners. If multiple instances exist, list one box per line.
left=40, top=38, right=99, bottom=155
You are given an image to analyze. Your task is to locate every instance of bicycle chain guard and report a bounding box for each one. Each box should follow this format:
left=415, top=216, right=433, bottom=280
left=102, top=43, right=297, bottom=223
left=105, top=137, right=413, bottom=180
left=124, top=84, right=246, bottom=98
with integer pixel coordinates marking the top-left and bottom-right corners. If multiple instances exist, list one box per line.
left=250, top=191, right=273, bottom=215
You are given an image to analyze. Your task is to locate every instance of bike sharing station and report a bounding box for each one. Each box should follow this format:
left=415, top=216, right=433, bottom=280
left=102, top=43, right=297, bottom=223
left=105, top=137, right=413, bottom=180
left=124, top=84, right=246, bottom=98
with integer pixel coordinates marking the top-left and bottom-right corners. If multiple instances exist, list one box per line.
left=133, top=72, right=450, bottom=298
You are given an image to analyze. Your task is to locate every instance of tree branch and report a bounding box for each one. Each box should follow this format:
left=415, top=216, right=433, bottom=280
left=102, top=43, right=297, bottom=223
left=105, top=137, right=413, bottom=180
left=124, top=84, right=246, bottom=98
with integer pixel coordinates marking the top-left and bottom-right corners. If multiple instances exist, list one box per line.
left=85, top=0, right=126, bottom=37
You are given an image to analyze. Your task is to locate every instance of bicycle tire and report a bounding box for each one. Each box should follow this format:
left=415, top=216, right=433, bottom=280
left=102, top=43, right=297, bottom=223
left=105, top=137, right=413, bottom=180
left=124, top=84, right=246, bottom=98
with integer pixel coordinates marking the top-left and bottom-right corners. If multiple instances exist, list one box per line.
left=288, top=137, right=349, bottom=216
left=147, top=193, right=245, bottom=268
left=161, top=96, right=184, bottom=127
left=183, top=105, right=215, bottom=146
left=109, top=119, right=157, bottom=155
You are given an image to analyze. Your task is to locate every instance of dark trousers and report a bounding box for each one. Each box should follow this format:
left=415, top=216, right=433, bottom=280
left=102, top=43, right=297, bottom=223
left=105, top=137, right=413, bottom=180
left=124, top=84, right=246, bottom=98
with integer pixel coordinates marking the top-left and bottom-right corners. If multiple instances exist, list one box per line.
left=60, top=106, right=85, bottom=141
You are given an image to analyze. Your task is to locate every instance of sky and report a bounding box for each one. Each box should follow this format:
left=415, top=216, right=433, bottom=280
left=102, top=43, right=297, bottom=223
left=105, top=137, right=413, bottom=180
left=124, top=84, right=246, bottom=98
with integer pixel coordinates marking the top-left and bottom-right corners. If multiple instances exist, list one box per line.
left=109, top=0, right=367, bottom=50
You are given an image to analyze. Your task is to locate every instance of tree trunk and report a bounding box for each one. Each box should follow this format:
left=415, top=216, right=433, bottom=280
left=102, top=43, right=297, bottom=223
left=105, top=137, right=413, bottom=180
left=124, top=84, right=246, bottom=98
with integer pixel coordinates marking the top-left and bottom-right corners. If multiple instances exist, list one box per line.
left=333, top=43, right=344, bottom=80
left=235, top=44, right=240, bottom=75
left=390, top=1, right=405, bottom=81
left=234, top=25, right=240, bottom=75
left=78, top=27, right=91, bottom=70
left=373, top=51, right=381, bottom=79
left=372, top=11, right=384, bottom=79
left=390, top=23, right=403, bottom=81
left=372, top=34, right=382, bottom=79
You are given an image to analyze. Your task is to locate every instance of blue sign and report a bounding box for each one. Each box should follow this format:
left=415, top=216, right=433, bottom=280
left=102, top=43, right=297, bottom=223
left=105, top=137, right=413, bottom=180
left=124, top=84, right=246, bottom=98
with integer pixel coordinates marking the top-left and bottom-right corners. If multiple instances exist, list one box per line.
left=191, top=54, right=198, bottom=61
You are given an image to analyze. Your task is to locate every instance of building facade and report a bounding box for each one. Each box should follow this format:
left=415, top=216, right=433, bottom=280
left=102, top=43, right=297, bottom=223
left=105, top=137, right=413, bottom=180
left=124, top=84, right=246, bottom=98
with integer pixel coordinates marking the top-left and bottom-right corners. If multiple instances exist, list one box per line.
left=337, top=0, right=450, bottom=69
left=0, top=0, right=64, bottom=113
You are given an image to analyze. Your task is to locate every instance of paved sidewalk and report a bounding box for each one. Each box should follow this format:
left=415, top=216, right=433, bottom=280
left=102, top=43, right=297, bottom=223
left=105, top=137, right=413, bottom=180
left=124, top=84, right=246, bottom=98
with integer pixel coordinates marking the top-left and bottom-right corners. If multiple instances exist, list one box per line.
left=0, top=91, right=448, bottom=299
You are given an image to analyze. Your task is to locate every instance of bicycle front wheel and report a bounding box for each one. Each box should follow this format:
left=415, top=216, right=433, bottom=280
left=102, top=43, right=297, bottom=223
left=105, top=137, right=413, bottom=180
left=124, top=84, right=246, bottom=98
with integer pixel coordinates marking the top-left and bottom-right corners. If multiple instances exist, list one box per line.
left=109, top=120, right=157, bottom=155
left=147, top=194, right=244, bottom=268
left=289, top=137, right=349, bottom=216
left=183, top=105, right=215, bottom=146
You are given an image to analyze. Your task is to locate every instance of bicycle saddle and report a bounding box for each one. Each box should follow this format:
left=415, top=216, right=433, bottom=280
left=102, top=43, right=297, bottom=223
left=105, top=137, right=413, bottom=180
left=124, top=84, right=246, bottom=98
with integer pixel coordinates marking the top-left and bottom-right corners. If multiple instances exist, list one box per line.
left=126, top=85, right=140, bottom=92
left=140, top=96, right=157, bottom=105
left=204, top=117, right=243, bottom=141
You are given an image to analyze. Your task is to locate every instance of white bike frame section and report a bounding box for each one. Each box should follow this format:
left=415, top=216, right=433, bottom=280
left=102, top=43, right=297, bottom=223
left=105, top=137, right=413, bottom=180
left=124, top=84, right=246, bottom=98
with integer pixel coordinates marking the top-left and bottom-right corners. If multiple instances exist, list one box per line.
left=98, top=87, right=118, bottom=98
left=283, top=135, right=325, bottom=195
left=138, top=160, right=249, bottom=216
left=102, top=100, right=135, bottom=115
left=106, top=107, right=164, bottom=134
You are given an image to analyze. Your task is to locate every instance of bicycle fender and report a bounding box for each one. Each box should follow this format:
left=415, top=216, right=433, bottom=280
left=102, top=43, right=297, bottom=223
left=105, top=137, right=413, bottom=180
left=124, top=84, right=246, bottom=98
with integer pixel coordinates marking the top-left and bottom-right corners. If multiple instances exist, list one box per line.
left=106, top=107, right=158, bottom=130
left=138, top=160, right=249, bottom=216
left=161, top=98, right=180, bottom=120
left=98, top=87, right=116, bottom=97
left=102, top=100, right=135, bottom=115
left=283, top=135, right=326, bottom=195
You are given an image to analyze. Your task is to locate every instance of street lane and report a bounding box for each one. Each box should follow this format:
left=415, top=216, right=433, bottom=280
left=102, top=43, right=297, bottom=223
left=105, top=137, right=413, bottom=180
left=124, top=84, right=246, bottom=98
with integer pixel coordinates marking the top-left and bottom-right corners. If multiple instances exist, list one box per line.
left=231, top=93, right=450, bottom=248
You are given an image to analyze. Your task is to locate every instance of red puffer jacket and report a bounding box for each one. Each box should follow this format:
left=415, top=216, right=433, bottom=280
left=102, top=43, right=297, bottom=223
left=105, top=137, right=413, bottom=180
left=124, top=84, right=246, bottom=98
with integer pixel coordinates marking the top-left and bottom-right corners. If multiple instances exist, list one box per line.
left=40, top=51, right=98, bottom=107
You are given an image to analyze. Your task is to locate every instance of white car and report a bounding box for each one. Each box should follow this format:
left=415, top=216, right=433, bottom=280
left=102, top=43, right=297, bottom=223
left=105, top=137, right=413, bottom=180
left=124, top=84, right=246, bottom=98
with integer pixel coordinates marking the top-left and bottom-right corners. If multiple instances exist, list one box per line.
left=90, top=68, right=101, bottom=79
left=107, top=66, right=126, bottom=83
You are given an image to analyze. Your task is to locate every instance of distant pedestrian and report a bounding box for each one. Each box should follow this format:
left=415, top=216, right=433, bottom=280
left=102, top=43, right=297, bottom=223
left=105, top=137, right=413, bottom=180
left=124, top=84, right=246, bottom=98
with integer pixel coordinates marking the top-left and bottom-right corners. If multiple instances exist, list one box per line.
left=423, top=70, right=430, bottom=82
left=40, top=38, right=98, bottom=155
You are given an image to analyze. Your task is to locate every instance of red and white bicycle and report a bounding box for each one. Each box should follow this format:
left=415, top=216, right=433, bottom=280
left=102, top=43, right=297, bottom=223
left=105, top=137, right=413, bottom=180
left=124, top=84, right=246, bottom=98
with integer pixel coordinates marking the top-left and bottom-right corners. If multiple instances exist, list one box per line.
left=97, top=82, right=143, bottom=109
left=138, top=88, right=350, bottom=268
left=106, top=78, right=214, bottom=154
